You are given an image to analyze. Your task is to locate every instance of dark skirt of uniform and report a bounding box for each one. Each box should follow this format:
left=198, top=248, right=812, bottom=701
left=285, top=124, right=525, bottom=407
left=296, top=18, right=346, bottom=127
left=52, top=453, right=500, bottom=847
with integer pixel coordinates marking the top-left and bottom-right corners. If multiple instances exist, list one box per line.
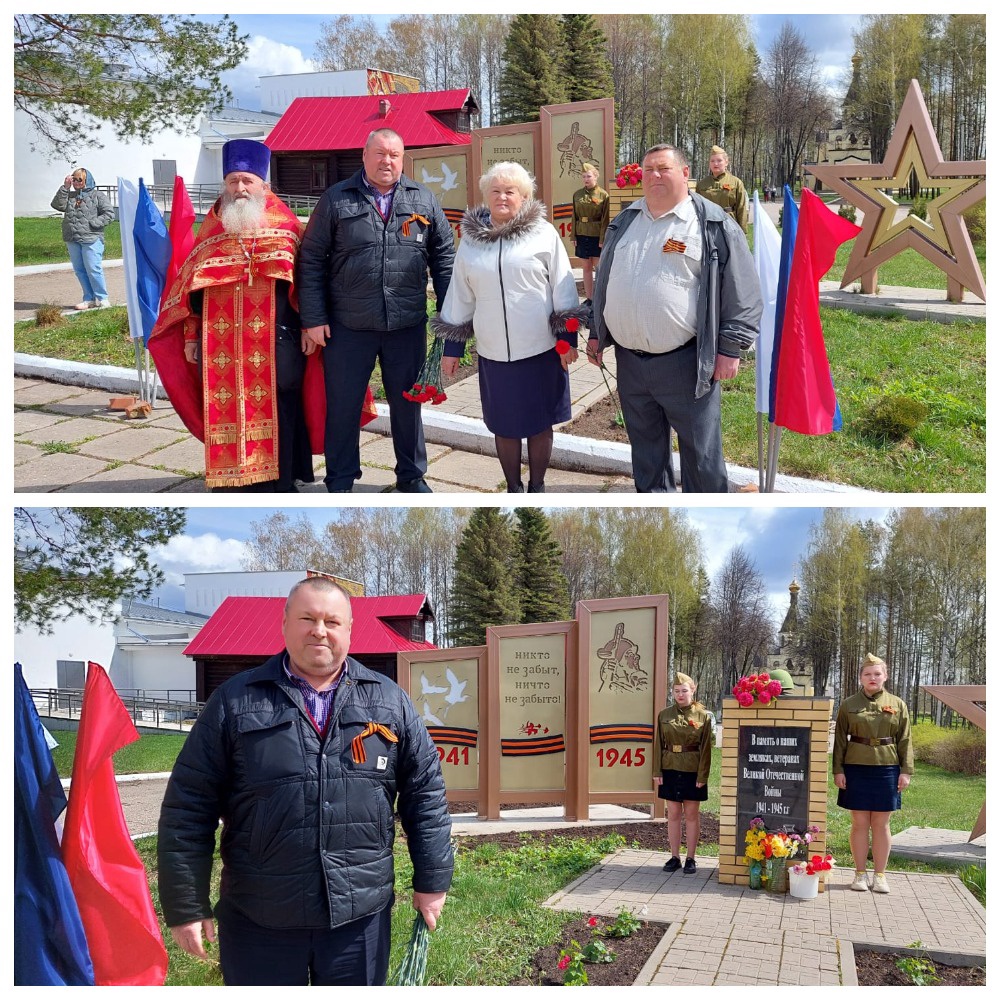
left=575, top=235, right=601, bottom=260
left=478, top=350, right=571, bottom=439
left=837, top=763, right=902, bottom=812
left=658, top=768, right=709, bottom=803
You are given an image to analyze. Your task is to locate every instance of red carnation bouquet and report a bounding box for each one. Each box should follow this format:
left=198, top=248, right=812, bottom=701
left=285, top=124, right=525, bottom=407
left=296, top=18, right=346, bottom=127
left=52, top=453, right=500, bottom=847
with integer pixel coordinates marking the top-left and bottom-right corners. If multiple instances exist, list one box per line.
left=403, top=336, right=448, bottom=405
left=732, top=671, right=784, bottom=707
left=791, top=854, right=835, bottom=877
left=615, top=163, right=642, bottom=188
left=555, top=316, right=580, bottom=357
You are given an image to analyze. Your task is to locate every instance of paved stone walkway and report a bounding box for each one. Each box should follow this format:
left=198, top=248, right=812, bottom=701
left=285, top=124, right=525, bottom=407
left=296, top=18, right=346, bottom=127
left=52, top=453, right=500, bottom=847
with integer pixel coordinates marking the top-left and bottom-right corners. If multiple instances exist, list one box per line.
left=546, top=849, right=986, bottom=985
left=13, top=374, right=634, bottom=493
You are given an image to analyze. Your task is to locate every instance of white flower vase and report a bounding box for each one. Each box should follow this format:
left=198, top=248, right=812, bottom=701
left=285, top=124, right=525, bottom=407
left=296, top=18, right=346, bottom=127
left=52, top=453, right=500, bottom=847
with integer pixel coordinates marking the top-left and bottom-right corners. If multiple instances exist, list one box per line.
left=788, top=869, right=820, bottom=900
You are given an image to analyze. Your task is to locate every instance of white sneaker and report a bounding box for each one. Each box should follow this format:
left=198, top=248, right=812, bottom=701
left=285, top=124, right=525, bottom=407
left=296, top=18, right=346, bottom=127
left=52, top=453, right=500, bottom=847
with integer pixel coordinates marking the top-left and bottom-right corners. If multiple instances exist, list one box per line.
left=74, top=300, right=96, bottom=311
left=871, top=873, right=890, bottom=894
left=94, top=299, right=111, bottom=309
left=850, top=872, right=870, bottom=892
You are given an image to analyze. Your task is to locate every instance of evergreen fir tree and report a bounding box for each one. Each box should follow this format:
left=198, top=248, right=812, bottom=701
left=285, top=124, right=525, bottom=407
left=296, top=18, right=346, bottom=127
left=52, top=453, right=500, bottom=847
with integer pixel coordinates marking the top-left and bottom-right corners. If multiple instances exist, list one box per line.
left=497, top=14, right=568, bottom=124
left=448, top=508, right=521, bottom=646
left=560, top=14, right=614, bottom=104
left=514, top=507, right=571, bottom=624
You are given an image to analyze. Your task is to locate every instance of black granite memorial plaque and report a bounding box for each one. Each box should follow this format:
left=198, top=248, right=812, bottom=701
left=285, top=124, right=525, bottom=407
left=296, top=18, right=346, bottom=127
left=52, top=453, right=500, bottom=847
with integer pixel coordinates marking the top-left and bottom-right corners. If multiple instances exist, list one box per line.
left=736, top=725, right=810, bottom=835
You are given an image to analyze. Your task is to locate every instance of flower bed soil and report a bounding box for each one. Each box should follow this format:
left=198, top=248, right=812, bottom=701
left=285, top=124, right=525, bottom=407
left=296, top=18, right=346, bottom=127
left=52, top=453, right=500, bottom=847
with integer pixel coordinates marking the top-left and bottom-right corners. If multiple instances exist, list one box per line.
left=853, top=950, right=985, bottom=986
left=447, top=805, right=721, bottom=856
left=511, top=915, right=667, bottom=986
left=563, top=390, right=630, bottom=444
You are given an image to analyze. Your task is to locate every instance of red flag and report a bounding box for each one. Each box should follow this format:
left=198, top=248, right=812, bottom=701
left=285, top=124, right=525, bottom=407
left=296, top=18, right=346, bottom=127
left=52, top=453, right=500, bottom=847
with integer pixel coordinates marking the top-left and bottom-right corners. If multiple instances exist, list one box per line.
left=773, top=188, right=861, bottom=435
left=161, top=176, right=197, bottom=306
left=61, top=663, right=168, bottom=986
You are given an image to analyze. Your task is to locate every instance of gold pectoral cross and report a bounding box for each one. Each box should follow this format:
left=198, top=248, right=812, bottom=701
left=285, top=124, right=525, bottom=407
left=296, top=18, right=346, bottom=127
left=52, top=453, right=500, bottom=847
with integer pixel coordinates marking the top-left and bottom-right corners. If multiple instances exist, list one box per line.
left=239, top=237, right=256, bottom=286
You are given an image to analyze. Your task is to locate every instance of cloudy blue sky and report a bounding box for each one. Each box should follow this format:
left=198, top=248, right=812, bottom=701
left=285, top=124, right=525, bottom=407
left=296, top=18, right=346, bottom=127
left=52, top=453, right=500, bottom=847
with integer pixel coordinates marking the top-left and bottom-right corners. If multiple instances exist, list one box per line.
left=201, top=13, right=863, bottom=112
left=149, top=504, right=891, bottom=626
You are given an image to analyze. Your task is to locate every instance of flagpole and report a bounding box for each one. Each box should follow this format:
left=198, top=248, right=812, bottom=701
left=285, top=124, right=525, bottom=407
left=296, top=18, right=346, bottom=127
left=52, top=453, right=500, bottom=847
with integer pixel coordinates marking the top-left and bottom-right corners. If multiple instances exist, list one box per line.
left=766, top=425, right=783, bottom=492
left=133, top=341, right=146, bottom=404
left=756, top=413, right=765, bottom=491
left=147, top=351, right=158, bottom=409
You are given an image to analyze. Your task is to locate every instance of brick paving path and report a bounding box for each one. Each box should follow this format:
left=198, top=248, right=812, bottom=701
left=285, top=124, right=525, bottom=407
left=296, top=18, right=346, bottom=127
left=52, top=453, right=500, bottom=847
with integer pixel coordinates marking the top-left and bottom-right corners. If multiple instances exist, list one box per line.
left=14, top=373, right=631, bottom=494
left=546, top=849, right=986, bottom=986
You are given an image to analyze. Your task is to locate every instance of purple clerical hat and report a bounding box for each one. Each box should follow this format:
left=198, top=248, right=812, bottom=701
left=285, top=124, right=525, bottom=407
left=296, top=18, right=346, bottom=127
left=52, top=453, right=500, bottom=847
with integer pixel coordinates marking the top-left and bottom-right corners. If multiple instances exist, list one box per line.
left=222, top=139, right=270, bottom=180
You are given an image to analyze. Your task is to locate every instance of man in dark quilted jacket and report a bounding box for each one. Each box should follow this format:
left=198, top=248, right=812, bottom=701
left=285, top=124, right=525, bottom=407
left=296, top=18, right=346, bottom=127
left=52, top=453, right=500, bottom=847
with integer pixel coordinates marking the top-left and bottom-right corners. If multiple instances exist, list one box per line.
left=158, top=576, right=453, bottom=985
left=297, top=127, right=455, bottom=495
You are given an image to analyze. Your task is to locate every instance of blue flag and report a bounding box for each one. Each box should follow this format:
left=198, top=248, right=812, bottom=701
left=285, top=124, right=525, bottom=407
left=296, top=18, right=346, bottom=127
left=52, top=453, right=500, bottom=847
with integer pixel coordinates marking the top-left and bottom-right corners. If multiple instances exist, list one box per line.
left=133, top=179, right=172, bottom=346
left=14, top=663, right=95, bottom=985
left=768, top=184, right=799, bottom=422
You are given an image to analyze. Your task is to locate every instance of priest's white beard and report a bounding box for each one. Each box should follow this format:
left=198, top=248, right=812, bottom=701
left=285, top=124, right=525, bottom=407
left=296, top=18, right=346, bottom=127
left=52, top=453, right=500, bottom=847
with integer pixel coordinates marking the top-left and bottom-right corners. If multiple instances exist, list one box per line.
left=220, top=190, right=267, bottom=234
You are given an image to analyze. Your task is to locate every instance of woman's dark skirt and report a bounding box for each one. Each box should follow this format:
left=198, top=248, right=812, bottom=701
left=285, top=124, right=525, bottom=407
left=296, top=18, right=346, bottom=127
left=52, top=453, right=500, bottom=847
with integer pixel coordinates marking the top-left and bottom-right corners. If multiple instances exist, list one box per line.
left=575, top=235, right=601, bottom=260
left=837, top=763, right=902, bottom=812
left=658, top=768, right=708, bottom=803
left=479, top=350, right=571, bottom=439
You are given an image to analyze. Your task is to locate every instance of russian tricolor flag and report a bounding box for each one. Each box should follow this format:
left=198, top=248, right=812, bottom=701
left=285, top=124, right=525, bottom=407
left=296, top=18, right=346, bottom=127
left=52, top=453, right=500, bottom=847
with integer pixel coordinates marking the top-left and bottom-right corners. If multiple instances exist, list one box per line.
left=754, top=185, right=860, bottom=436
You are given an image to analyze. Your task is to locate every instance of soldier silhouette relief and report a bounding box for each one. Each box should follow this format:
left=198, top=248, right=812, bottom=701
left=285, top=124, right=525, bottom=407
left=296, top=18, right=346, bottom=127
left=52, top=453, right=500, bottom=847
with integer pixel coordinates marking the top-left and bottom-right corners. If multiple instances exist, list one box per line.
left=597, top=622, right=649, bottom=693
left=557, top=121, right=597, bottom=178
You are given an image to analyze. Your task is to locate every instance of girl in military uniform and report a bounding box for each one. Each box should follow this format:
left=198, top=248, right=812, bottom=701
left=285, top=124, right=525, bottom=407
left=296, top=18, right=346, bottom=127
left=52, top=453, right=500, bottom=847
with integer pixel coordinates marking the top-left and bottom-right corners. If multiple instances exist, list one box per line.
left=832, top=654, right=913, bottom=894
left=571, top=163, right=609, bottom=305
left=653, top=673, right=713, bottom=874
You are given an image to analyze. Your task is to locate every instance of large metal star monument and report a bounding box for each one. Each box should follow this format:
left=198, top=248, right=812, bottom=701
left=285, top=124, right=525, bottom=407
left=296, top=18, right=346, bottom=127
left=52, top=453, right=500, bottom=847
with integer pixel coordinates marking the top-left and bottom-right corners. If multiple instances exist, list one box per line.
left=807, top=79, right=985, bottom=303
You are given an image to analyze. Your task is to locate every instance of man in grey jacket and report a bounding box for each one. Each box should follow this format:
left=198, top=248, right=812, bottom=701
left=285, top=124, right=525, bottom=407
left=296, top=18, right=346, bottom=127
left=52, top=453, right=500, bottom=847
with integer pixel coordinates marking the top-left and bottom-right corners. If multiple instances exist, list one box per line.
left=158, top=576, right=453, bottom=985
left=587, top=145, right=762, bottom=492
left=297, top=128, right=455, bottom=494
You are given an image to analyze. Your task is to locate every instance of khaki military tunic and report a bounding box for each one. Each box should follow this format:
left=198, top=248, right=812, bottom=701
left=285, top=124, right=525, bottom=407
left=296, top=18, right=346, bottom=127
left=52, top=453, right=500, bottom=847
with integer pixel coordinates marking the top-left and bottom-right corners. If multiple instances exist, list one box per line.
left=572, top=185, right=610, bottom=241
left=695, top=170, right=749, bottom=233
left=832, top=688, right=914, bottom=774
left=653, top=703, right=713, bottom=784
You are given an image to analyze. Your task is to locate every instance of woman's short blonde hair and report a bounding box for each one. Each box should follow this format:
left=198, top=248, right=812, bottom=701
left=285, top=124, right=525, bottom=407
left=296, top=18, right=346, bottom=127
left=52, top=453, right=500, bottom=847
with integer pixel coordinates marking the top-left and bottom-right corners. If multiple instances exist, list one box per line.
left=581, top=162, right=598, bottom=175
left=479, top=161, right=535, bottom=200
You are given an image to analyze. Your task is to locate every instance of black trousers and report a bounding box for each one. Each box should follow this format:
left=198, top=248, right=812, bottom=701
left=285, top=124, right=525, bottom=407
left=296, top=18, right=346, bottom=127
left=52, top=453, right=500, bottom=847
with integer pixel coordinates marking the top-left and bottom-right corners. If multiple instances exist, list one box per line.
left=322, top=321, right=427, bottom=490
left=216, top=898, right=392, bottom=986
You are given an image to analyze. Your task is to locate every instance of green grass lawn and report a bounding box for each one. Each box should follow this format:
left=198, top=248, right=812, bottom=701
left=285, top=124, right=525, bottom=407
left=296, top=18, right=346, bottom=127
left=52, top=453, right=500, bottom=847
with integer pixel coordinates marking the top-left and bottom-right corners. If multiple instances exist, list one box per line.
left=137, top=830, right=624, bottom=986
left=15, top=306, right=140, bottom=367
left=15, top=217, right=123, bottom=266
left=719, top=308, right=985, bottom=492
left=50, top=730, right=187, bottom=777
left=744, top=221, right=985, bottom=290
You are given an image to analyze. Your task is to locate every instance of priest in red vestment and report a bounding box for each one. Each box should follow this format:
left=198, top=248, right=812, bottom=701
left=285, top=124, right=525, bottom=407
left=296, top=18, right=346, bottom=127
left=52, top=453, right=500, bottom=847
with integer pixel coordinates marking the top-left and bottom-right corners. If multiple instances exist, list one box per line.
left=150, top=139, right=374, bottom=491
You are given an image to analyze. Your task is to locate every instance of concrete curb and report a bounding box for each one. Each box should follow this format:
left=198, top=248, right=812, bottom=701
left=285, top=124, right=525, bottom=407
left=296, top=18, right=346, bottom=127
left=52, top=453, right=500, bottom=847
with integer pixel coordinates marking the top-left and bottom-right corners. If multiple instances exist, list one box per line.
left=838, top=936, right=859, bottom=986
left=15, top=354, right=880, bottom=495
left=15, top=259, right=125, bottom=276
left=634, top=921, right=682, bottom=986
left=15, top=352, right=171, bottom=399
left=60, top=770, right=173, bottom=790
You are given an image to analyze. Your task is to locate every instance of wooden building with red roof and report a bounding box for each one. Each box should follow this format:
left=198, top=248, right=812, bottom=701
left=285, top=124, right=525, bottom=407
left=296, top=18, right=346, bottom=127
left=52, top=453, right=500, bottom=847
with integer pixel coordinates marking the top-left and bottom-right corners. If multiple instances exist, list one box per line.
left=265, top=89, right=479, bottom=197
left=184, top=593, right=435, bottom=700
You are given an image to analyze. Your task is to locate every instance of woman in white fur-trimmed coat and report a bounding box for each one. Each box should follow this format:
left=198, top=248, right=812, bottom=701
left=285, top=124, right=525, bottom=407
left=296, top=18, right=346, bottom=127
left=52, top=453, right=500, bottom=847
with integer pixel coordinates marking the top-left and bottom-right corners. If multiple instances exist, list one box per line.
left=432, top=162, right=589, bottom=493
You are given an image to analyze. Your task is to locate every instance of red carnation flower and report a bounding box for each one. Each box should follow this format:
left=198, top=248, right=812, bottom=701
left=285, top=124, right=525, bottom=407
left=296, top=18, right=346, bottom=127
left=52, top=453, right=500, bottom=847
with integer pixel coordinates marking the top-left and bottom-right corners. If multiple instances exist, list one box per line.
left=616, top=175, right=626, bottom=188
left=555, top=339, right=571, bottom=355
left=431, top=391, right=448, bottom=405
left=565, top=317, right=580, bottom=333
left=737, top=691, right=754, bottom=707
left=758, top=690, right=771, bottom=705
left=558, top=956, right=571, bottom=971
left=588, top=916, right=599, bottom=928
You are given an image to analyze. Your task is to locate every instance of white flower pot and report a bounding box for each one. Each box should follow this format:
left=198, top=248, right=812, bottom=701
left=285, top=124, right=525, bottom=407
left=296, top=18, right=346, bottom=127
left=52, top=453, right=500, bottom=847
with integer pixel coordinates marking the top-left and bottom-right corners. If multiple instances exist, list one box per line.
left=788, top=869, right=820, bottom=899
